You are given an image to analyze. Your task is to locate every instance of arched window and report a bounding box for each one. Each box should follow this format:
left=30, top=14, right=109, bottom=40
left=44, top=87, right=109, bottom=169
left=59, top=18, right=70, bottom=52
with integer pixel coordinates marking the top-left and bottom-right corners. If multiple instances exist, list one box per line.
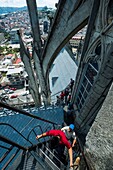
left=76, top=60, right=98, bottom=112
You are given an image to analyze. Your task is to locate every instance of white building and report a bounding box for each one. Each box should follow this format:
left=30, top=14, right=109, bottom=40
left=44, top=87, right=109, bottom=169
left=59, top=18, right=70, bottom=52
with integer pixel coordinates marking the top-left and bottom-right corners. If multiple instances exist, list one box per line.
left=10, top=28, right=20, bottom=44
left=1, top=59, right=12, bottom=65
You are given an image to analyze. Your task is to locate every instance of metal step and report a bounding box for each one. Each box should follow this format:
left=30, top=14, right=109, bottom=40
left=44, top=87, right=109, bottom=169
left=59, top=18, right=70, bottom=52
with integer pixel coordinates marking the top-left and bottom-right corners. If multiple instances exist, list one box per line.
left=18, top=151, right=45, bottom=170
left=38, top=148, right=61, bottom=170
left=42, top=145, right=66, bottom=168
left=31, top=150, right=55, bottom=170
left=37, top=142, right=67, bottom=168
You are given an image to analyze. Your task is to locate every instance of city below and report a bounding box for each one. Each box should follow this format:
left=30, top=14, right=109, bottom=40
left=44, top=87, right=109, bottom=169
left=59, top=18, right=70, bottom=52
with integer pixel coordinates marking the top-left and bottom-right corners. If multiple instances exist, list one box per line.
left=0, top=6, right=86, bottom=106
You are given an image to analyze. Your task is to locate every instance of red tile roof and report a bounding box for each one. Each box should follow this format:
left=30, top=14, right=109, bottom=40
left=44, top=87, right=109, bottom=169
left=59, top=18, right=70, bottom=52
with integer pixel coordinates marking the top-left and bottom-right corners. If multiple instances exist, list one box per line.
left=15, top=58, right=21, bottom=64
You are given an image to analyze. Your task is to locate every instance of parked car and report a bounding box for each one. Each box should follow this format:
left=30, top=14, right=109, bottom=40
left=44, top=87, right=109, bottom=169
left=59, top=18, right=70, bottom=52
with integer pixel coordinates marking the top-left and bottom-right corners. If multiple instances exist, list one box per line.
left=4, top=86, right=17, bottom=91
left=22, top=91, right=29, bottom=96
left=10, top=87, right=17, bottom=91
left=4, top=89, right=9, bottom=92
left=7, top=90, right=14, bottom=94
left=4, top=96, right=9, bottom=100
left=10, top=95, right=18, bottom=99
left=1, top=91, right=6, bottom=95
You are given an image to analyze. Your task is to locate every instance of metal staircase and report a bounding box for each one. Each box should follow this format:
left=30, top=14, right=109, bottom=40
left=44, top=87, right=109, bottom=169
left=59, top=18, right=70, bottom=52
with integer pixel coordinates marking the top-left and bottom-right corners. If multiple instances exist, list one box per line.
left=0, top=126, right=67, bottom=170
left=7, top=141, right=67, bottom=170
left=0, top=102, right=90, bottom=170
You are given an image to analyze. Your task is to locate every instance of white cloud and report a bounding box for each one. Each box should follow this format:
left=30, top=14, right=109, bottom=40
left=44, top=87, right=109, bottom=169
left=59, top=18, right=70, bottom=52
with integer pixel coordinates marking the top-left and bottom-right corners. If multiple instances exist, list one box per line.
left=36, top=0, right=57, bottom=8
left=0, top=0, right=26, bottom=7
left=0, top=0, right=58, bottom=8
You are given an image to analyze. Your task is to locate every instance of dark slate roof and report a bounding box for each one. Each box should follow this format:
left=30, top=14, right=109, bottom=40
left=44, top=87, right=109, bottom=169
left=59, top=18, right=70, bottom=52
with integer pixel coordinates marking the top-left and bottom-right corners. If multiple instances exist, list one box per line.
left=0, top=106, right=64, bottom=169
left=0, top=106, right=64, bottom=146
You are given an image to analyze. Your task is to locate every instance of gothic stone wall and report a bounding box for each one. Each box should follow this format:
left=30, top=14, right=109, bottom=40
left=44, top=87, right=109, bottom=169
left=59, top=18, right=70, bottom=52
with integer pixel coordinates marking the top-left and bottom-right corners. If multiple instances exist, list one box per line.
left=84, top=83, right=113, bottom=170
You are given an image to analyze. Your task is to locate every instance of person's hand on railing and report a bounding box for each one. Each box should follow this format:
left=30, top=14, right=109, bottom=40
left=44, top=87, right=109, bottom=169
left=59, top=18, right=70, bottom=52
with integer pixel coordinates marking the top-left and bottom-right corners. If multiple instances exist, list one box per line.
left=70, top=164, right=79, bottom=170
left=70, top=163, right=73, bottom=167
left=69, top=164, right=74, bottom=170
left=36, top=132, right=47, bottom=140
left=36, top=135, right=41, bottom=140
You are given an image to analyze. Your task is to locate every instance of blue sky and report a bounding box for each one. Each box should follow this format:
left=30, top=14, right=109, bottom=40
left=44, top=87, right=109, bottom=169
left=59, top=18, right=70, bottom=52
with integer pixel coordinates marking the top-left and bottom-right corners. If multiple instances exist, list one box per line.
left=0, top=0, right=58, bottom=8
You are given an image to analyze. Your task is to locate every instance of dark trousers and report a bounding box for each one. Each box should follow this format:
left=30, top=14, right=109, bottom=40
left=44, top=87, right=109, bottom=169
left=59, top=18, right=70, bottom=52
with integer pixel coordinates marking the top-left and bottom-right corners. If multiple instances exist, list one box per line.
left=55, top=144, right=68, bottom=165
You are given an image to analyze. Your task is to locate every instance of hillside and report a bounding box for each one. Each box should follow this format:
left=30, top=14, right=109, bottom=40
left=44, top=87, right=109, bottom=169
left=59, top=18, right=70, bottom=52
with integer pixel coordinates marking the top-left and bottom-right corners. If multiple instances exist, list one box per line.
left=0, top=6, right=44, bottom=15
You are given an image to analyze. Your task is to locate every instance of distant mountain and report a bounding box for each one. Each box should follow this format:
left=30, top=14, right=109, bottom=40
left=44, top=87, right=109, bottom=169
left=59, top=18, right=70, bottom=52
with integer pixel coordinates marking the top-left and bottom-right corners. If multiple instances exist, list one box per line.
left=0, top=6, right=44, bottom=15
left=0, top=6, right=27, bottom=14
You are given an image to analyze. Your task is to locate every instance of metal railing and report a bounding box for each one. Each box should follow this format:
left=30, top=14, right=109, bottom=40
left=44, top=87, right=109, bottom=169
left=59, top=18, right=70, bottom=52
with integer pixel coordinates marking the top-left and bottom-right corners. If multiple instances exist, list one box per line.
left=75, top=135, right=91, bottom=170
left=0, top=99, right=91, bottom=170
left=0, top=101, right=61, bottom=169
left=0, top=101, right=59, bottom=126
left=0, top=121, right=57, bottom=169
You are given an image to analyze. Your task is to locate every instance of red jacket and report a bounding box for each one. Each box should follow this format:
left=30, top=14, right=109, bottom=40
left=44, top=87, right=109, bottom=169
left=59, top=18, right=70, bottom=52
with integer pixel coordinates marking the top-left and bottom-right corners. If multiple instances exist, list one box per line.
left=60, top=92, right=65, bottom=99
left=46, top=130, right=71, bottom=149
